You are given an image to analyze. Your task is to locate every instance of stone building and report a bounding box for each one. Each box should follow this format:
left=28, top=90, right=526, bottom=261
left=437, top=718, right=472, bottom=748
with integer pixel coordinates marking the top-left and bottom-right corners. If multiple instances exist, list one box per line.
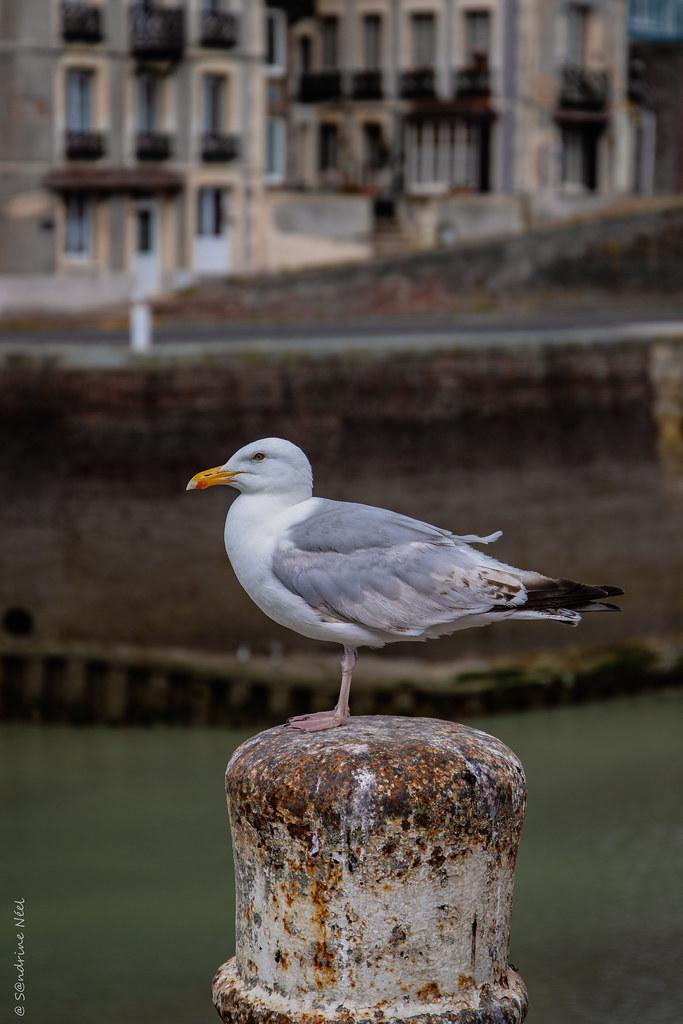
left=628, top=0, right=683, bottom=195
left=282, top=0, right=634, bottom=237
left=0, top=0, right=270, bottom=305
left=0, top=0, right=636, bottom=305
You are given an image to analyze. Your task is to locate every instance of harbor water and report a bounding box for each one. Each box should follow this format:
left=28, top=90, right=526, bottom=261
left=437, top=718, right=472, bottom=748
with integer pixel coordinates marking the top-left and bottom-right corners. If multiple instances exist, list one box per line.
left=1, top=692, right=681, bottom=1024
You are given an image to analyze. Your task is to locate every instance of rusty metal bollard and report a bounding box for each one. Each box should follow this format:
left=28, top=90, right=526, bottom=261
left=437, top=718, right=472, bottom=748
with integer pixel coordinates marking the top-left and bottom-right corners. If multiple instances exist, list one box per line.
left=213, top=716, right=528, bottom=1024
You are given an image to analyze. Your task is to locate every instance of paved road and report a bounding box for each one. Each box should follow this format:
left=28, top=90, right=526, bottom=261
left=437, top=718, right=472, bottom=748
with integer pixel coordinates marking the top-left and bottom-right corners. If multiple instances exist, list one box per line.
left=1, top=306, right=682, bottom=365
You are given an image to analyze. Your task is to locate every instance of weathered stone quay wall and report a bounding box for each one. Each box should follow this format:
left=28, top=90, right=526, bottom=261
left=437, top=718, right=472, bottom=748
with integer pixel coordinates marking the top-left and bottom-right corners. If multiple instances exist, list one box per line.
left=0, top=336, right=681, bottom=660
left=155, top=199, right=683, bottom=323
left=0, top=339, right=654, bottom=482
left=1, top=640, right=680, bottom=727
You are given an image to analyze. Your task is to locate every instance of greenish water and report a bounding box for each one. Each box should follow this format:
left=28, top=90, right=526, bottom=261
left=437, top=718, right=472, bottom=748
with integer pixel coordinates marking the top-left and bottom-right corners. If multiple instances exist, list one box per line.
left=1, top=694, right=681, bottom=1024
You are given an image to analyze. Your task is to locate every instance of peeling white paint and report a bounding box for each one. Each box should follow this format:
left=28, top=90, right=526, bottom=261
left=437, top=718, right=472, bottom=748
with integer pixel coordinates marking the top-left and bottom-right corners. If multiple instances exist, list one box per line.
left=214, top=717, right=528, bottom=1023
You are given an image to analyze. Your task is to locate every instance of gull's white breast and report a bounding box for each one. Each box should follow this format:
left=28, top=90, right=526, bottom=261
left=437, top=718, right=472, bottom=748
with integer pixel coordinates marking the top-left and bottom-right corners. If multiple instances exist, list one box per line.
left=224, top=495, right=379, bottom=647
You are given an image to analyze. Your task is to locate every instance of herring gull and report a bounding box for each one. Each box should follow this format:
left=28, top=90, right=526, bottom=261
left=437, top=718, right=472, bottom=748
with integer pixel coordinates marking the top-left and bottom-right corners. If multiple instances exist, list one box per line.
left=187, top=438, right=623, bottom=731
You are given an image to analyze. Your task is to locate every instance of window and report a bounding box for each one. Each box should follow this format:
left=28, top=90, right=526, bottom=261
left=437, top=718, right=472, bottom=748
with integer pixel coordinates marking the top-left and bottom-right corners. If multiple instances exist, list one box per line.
left=321, top=16, right=339, bottom=70
left=464, top=10, right=491, bottom=59
left=299, top=35, right=312, bottom=74
left=567, top=3, right=588, bottom=64
left=201, top=0, right=221, bottom=11
left=405, top=118, right=486, bottom=191
left=319, top=123, right=338, bottom=172
left=412, top=13, right=436, bottom=67
left=561, top=124, right=597, bottom=190
left=266, top=9, right=286, bottom=72
left=137, top=73, right=159, bottom=132
left=363, top=15, right=382, bottom=69
left=197, top=187, right=226, bottom=236
left=265, top=117, right=286, bottom=182
left=630, top=0, right=681, bottom=36
left=66, top=68, right=94, bottom=131
left=296, top=34, right=311, bottom=74
left=363, top=122, right=386, bottom=172
left=64, top=193, right=92, bottom=255
left=202, top=74, right=225, bottom=134
left=136, top=207, right=153, bottom=254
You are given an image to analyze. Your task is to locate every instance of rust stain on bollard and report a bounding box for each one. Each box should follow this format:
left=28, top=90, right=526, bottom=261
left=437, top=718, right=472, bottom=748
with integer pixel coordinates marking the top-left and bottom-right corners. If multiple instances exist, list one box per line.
left=213, top=716, right=528, bottom=1024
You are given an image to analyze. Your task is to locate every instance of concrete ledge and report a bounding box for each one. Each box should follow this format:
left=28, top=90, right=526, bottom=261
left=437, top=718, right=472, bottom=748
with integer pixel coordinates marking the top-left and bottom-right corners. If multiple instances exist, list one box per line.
left=0, top=273, right=134, bottom=315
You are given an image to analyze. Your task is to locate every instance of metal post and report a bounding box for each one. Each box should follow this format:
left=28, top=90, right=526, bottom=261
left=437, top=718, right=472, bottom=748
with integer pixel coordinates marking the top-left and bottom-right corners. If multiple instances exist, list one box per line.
left=213, top=716, right=528, bottom=1024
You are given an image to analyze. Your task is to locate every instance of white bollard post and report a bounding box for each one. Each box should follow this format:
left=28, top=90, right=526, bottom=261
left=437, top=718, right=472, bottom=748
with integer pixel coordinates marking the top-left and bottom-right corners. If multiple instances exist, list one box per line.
left=213, top=716, right=528, bottom=1024
left=130, top=298, right=152, bottom=353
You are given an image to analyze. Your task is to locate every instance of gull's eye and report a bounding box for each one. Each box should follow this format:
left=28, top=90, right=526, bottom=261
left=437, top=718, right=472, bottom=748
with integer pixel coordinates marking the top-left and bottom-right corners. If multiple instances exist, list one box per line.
left=251, top=452, right=266, bottom=462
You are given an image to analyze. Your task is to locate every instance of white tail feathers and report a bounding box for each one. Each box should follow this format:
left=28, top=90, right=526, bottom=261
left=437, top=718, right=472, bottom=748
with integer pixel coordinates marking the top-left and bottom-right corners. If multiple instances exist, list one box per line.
left=511, top=608, right=582, bottom=626
left=456, top=530, right=503, bottom=545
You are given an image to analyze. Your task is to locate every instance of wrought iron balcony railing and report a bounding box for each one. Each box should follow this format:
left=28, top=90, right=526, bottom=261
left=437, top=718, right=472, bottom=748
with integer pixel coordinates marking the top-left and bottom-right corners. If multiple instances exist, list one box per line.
left=269, top=0, right=314, bottom=19
left=351, top=70, right=383, bottom=100
left=136, top=131, right=173, bottom=161
left=200, top=10, right=239, bottom=48
left=62, top=2, right=103, bottom=43
left=65, top=130, right=106, bottom=160
left=454, top=63, right=491, bottom=98
left=201, top=132, right=240, bottom=163
left=130, top=4, right=184, bottom=60
left=558, top=64, right=610, bottom=110
left=400, top=68, right=436, bottom=100
left=298, top=71, right=343, bottom=102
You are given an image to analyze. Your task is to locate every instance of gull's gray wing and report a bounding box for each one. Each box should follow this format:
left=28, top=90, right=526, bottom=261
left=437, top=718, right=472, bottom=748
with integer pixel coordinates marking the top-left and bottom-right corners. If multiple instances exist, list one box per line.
left=272, top=500, right=524, bottom=635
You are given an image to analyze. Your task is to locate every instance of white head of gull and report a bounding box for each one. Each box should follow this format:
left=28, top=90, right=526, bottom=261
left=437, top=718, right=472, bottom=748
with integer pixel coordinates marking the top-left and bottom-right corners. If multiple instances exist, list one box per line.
left=187, top=437, right=623, bottom=732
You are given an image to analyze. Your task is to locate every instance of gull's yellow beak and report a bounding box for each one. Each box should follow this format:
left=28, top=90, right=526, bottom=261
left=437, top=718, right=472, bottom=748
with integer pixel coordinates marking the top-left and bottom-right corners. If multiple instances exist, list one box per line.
left=186, top=466, right=239, bottom=491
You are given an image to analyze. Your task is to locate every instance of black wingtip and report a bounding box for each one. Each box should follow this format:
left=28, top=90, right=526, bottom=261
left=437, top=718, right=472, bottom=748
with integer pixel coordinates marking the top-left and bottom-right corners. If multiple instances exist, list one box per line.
left=524, top=577, right=625, bottom=612
left=573, top=601, right=622, bottom=613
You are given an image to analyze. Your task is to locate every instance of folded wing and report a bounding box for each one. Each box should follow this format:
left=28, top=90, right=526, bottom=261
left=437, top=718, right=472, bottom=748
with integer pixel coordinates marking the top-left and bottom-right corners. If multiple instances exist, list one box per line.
left=272, top=501, right=526, bottom=635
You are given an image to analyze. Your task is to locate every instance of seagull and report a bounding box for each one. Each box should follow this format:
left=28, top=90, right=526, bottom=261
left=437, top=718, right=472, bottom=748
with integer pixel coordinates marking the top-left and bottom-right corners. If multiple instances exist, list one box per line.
left=187, top=438, right=623, bottom=732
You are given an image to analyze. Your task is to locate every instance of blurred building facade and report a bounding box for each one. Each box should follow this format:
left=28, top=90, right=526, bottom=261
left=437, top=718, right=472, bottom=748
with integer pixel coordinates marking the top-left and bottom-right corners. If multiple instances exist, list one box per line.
left=287, top=1, right=630, bottom=194
left=0, top=0, right=269, bottom=303
left=628, top=0, right=683, bottom=194
left=282, top=0, right=633, bottom=241
left=0, top=0, right=637, bottom=306
left=629, top=0, right=683, bottom=40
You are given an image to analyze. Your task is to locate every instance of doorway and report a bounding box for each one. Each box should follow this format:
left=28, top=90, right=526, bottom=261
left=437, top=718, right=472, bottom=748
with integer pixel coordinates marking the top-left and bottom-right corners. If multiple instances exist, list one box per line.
left=133, top=197, right=161, bottom=296
left=194, top=186, right=231, bottom=275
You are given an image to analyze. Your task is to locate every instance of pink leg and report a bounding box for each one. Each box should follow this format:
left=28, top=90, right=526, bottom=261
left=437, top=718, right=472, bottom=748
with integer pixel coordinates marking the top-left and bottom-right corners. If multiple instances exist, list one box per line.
left=288, top=647, right=357, bottom=732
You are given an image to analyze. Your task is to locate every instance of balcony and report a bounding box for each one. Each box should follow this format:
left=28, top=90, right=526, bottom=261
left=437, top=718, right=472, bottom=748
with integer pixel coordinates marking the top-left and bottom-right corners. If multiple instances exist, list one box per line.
left=200, top=10, right=239, bottom=49
left=201, top=132, right=240, bottom=162
left=351, top=70, right=383, bottom=100
left=268, top=0, right=314, bottom=19
left=130, top=4, right=184, bottom=61
left=454, top=61, right=491, bottom=98
left=400, top=68, right=436, bottom=100
left=298, top=71, right=342, bottom=103
left=558, top=64, right=610, bottom=110
left=65, top=130, right=106, bottom=160
left=136, top=131, right=173, bottom=161
left=62, top=2, right=103, bottom=43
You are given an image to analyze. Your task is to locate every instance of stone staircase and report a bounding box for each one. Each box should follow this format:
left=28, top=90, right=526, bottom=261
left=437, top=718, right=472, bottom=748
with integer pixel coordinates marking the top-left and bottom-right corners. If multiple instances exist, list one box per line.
left=372, top=219, right=417, bottom=258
